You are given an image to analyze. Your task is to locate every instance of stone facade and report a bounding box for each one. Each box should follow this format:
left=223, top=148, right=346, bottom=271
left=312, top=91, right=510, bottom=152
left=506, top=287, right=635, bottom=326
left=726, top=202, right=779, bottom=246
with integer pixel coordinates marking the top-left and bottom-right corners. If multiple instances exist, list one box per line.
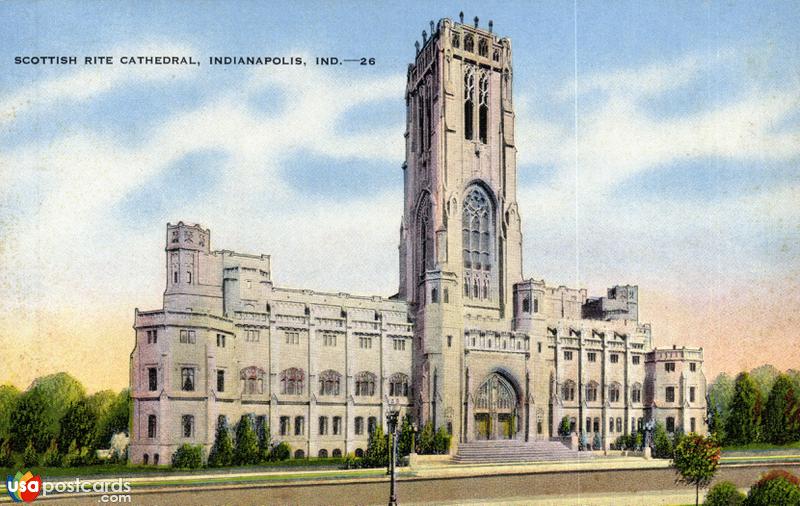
left=128, top=17, right=707, bottom=465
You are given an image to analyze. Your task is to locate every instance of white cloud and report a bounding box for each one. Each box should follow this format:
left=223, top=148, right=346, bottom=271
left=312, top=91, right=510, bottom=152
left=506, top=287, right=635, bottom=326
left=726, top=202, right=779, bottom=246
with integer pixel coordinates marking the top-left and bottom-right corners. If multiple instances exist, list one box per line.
left=0, top=41, right=201, bottom=127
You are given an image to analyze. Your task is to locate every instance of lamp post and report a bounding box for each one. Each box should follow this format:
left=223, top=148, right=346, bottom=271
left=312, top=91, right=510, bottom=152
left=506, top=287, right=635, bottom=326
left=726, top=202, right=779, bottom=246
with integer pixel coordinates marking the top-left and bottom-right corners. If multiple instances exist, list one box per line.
left=386, top=399, right=400, bottom=506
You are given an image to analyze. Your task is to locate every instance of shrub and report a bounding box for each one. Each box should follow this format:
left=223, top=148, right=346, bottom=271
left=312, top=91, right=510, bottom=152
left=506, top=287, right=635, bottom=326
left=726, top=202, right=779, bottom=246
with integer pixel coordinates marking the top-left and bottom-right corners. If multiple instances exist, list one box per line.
left=593, top=432, right=602, bottom=450
left=341, top=452, right=361, bottom=469
left=558, top=416, right=571, bottom=437
left=207, top=422, right=233, bottom=467
left=744, top=470, right=800, bottom=505
left=417, top=422, right=435, bottom=454
left=40, top=439, right=61, bottom=467
left=397, top=416, right=414, bottom=457
left=433, top=426, right=451, bottom=454
left=363, top=425, right=388, bottom=468
left=0, top=440, right=14, bottom=467
left=22, top=441, right=39, bottom=467
left=653, top=422, right=674, bottom=458
left=172, top=444, right=203, bottom=469
left=233, top=416, right=260, bottom=465
left=269, top=441, right=291, bottom=462
left=705, top=481, right=745, bottom=506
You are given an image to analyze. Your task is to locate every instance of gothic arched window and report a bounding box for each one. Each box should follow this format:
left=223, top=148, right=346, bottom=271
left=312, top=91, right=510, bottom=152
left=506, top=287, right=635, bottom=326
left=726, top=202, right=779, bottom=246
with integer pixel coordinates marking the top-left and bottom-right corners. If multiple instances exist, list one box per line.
left=631, top=383, right=642, bottom=403
left=389, top=373, right=409, bottom=397
left=280, top=368, right=305, bottom=395
left=464, top=34, right=474, bottom=52
left=462, top=187, right=492, bottom=271
left=586, top=381, right=598, bottom=402
left=416, top=196, right=433, bottom=279
left=609, top=382, right=621, bottom=403
left=355, top=371, right=377, bottom=396
left=451, top=32, right=460, bottom=48
left=464, top=66, right=474, bottom=140
left=478, top=38, right=488, bottom=57
left=562, top=380, right=576, bottom=402
left=241, top=366, right=266, bottom=394
left=417, top=90, right=425, bottom=152
left=478, top=72, right=489, bottom=143
left=318, top=370, right=341, bottom=396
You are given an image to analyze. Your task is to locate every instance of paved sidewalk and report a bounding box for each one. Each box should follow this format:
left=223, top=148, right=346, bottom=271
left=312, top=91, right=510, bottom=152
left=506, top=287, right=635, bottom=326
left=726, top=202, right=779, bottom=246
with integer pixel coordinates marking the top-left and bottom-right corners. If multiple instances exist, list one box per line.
left=407, top=489, right=706, bottom=505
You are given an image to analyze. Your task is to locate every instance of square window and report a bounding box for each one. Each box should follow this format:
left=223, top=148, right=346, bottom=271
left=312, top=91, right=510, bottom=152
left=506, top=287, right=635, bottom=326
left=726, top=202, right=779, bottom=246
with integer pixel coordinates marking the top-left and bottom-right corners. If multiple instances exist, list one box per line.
left=610, top=354, right=619, bottom=364
left=632, top=355, right=640, bottom=365
left=665, top=362, right=676, bottom=372
left=564, top=350, right=573, bottom=360
left=587, top=352, right=596, bottom=362
left=690, top=362, right=697, bottom=372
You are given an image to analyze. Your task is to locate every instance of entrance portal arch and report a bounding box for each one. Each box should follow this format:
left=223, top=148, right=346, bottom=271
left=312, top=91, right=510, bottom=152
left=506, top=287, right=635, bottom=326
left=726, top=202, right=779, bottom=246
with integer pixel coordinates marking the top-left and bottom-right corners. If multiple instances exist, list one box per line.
left=473, top=372, right=520, bottom=440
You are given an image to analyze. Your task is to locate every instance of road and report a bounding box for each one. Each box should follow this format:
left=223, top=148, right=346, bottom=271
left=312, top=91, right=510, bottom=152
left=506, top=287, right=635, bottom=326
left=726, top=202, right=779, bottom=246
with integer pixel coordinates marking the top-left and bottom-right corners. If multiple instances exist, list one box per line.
left=34, top=463, right=799, bottom=505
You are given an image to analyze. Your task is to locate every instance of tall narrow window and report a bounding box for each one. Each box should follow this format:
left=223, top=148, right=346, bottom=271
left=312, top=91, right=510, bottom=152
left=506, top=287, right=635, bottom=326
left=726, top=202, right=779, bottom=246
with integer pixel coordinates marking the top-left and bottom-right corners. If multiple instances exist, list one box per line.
left=147, top=415, right=157, bottom=438
left=464, top=67, right=474, bottom=140
left=417, top=90, right=425, bottom=152
left=417, top=196, right=433, bottom=277
left=462, top=187, right=493, bottom=290
left=182, top=415, right=194, bottom=438
left=216, top=370, right=225, bottom=392
left=148, top=368, right=157, bottom=391
left=478, top=72, right=488, bottom=143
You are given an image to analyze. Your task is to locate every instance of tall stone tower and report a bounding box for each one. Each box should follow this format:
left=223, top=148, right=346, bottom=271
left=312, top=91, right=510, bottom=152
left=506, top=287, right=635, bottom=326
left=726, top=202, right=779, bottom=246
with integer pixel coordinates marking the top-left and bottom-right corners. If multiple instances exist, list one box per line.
left=398, top=16, right=524, bottom=442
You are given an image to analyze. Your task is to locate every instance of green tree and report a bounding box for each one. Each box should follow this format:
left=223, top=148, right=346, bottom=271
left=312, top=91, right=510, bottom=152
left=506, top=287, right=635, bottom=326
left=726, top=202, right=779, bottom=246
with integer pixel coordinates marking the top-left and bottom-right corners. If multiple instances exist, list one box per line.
left=397, top=415, right=414, bottom=457
left=0, top=439, right=13, bottom=467
left=207, top=421, right=234, bottom=467
left=434, top=426, right=451, bottom=454
left=22, top=441, right=39, bottom=467
left=233, top=415, right=260, bottom=465
left=94, top=389, right=131, bottom=448
left=0, top=384, right=20, bottom=441
left=671, top=433, right=721, bottom=506
left=761, top=374, right=797, bottom=445
left=40, top=439, right=61, bottom=467
left=417, top=421, right=435, bottom=454
left=749, top=365, right=779, bottom=403
left=269, top=441, right=290, bottom=461
left=9, top=373, right=85, bottom=452
left=363, top=425, right=388, bottom=468
left=726, top=372, right=761, bottom=445
left=257, top=421, right=271, bottom=463
left=58, top=398, right=99, bottom=452
left=653, top=422, right=673, bottom=458
left=708, top=373, right=735, bottom=442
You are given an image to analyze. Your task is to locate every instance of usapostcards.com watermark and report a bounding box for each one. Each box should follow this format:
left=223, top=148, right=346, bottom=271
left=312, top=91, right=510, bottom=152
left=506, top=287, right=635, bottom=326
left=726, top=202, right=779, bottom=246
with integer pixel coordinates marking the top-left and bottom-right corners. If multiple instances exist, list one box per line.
left=6, top=472, right=132, bottom=503
left=45, top=478, right=132, bottom=502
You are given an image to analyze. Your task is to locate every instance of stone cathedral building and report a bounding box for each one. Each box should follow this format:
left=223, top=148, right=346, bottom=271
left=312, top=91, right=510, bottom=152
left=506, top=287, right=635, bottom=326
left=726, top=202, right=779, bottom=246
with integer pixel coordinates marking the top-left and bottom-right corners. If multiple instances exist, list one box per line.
left=129, top=17, right=707, bottom=465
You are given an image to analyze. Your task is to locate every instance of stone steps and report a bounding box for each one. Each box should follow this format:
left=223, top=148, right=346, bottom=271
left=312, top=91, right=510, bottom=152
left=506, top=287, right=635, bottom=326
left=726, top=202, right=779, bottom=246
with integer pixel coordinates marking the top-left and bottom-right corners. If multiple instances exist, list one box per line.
left=453, top=440, right=592, bottom=464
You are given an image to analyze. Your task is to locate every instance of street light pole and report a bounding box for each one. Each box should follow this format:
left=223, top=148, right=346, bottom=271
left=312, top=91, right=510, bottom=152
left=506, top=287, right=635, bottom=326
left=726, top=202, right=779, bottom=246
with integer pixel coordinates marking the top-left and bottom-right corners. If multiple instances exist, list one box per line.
left=387, top=400, right=399, bottom=506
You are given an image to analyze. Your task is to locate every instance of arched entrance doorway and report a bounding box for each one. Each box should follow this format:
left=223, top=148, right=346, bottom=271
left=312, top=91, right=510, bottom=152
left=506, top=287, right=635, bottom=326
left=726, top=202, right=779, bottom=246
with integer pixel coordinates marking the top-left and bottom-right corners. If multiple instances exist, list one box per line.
left=474, top=373, right=519, bottom=440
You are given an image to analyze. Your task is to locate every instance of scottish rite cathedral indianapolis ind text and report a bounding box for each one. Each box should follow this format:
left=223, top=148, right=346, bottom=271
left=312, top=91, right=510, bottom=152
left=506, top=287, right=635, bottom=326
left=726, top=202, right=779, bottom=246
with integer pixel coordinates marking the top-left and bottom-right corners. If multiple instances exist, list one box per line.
left=129, top=17, right=707, bottom=464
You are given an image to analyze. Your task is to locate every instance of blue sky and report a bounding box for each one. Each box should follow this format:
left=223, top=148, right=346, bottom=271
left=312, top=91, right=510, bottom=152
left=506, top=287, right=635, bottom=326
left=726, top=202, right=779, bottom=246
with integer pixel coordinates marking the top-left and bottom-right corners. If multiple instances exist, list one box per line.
left=0, top=1, right=798, bottom=390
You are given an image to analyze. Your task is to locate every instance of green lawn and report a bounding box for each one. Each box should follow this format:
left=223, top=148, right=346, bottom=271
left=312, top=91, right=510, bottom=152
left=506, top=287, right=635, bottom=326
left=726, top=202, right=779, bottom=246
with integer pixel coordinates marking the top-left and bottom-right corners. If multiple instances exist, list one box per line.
left=0, top=457, right=349, bottom=479
left=723, top=441, right=800, bottom=452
